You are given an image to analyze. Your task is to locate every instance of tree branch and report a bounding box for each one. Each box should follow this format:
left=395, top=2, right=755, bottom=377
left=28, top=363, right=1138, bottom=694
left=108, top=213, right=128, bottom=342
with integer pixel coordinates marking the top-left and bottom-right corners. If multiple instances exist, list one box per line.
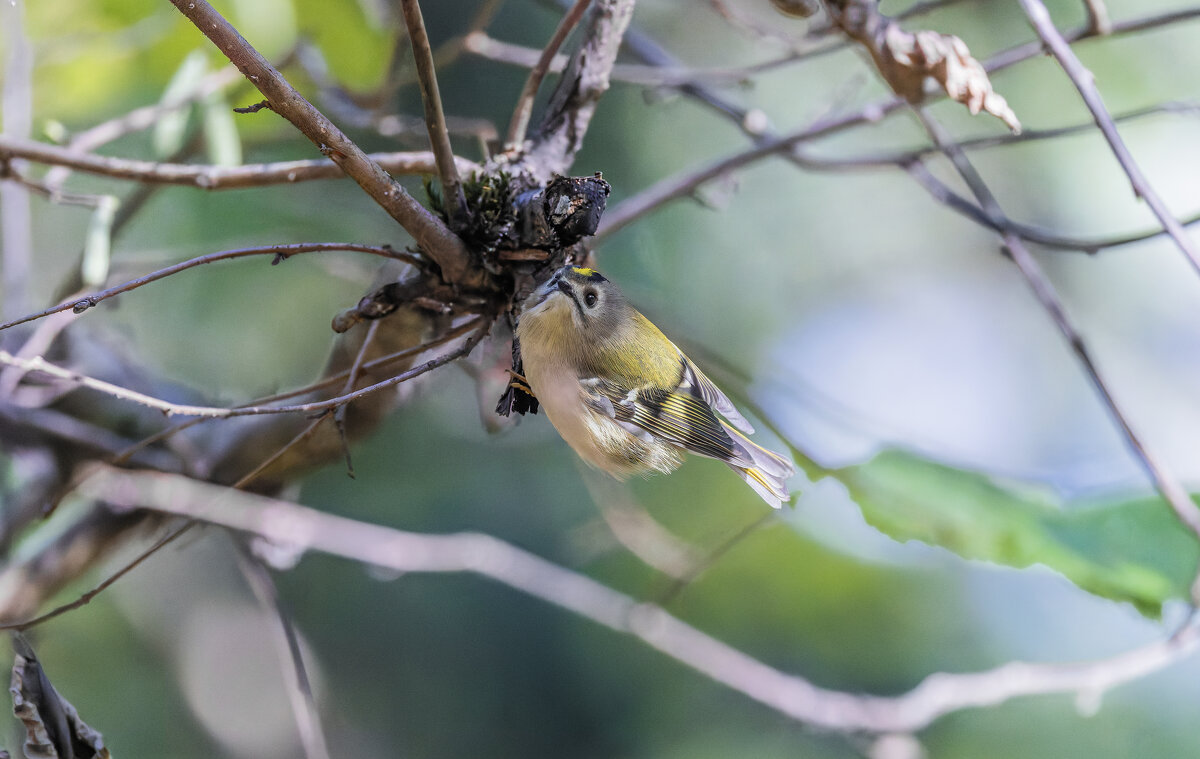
left=520, top=0, right=636, bottom=179
left=0, top=137, right=479, bottom=189
left=906, top=106, right=1200, bottom=594
left=505, top=0, right=592, bottom=148
left=76, top=467, right=1200, bottom=735
left=0, top=243, right=421, bottom=333
left=1019, top=0, right=1200, bottom=279
left=166, top=0, right=473, bottom=283
left=0, top=321, right=489, bottom=419
left=398, top=0, right=469, bottom=226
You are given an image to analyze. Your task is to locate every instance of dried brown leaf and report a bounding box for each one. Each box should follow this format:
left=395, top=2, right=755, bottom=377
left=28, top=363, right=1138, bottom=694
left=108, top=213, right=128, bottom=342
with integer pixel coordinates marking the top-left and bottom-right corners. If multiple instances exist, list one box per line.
left=827, top=0, right=1021, bottom=133
left=10, top=636, right=110, bottom=759
left=878, top=21, right=1022, bottom=133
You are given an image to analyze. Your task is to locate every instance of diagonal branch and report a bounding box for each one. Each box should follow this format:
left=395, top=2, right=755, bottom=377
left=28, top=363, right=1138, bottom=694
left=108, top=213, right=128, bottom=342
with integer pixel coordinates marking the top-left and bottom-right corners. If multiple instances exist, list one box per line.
left=78, top=467, right=1200, bottom=735
left=520, top=0, right=636, bottom=179
left=505, top=0, right=592, bottom=148
left=234, top=543, right=330, bottom=759
left=166, top=0, right=473, bottom=283
left=909, top=108, right=1200, bottom=591
left=1018, top=0, right=1200, bottom=280
left=399, top=0, right=469, bottom=226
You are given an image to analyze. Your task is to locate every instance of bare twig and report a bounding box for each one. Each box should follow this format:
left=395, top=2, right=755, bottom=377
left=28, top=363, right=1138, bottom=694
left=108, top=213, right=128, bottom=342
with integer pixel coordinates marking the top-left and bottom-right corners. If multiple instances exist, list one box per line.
left=0, top=521, right=194, bottom=631
left=653, top=512, right=775, bottom=607
left=505, top=0, right=592, bottom=147
left=166, top=0, right=473, bottom=283
left=78, top=467, right=1200, bottom=734
left=521, top=0, right=636, bottom=178
left=604, top=10, right=1200, bottom=252
left=0, top=322, right=490, bottom=419
left=807, top=101, right=1200, bottom=169
left=464, top=30, right=812, bottom=87
left=398, top=0, right=468, bottom=226
left=0, top=243, right=421, bottom=333
left=1019, top=0, right=1200, bottom=279
left=232, top=322, right=382, bottom=489
left=597, top=107, right=880, bottom=240
left=233, top=544, right=331, bottom=759
left=909, top=108, right=1200, bottom=587
left=1083, top=0, right=1113, bottom=35
left=104, top=315, right=487, bottom=476
left=0, top=137, right=479, bottom=189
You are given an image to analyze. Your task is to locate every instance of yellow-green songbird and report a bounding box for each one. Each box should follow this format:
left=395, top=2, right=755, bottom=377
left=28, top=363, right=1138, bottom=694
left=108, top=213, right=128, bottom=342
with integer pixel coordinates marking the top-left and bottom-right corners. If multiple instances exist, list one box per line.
left=514, top=265, right=795, bottom=508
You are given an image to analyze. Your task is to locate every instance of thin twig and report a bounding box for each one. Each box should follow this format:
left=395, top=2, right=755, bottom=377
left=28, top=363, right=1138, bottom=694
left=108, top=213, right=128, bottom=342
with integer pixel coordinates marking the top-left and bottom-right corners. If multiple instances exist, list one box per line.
left=0, top=243, right=421, bottom=333
left=79, top=467, right=1200, bottom=734
left=331, top=320, right=381, bottom=478
left=602, top=5, right=1200, bottom=243
left=41, top=64, right=244, bottom=192
left=1019, top=0, right=1200, bottom=279
left=233, top=543, right=331, bottom=759
left=464, top=31, right=812, bottom=87
left=578, top=466, right=701, bottom=579
left=910, top=107, right=1200, bottom=593
left=166, top=0, right=474, bottom=283
left=811, top=101, right=1200, bottom=169
left=596, top=106, right=882, bottom=240
left=0, top=137, right=479, bottom=189
left=0, top=521, right=195, bottom=631
left=505, top=0, right=592, bottom=147
left=103, top=316, right=487, bottom=475
left=653, top=512, right=775, bottom=607
left=521, top=0, right=636, bottom=178
left=223, top=316, right=487, bottom=409
left=399, top=0, right=469, bottom=226
left=1083, top=0, right=1112, bottom=35
left=0, top=322, right=491, bottom=419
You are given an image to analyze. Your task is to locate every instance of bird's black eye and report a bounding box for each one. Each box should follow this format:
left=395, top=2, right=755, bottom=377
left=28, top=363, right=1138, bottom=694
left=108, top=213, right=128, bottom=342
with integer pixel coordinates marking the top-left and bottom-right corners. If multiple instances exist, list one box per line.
left=583, top=289, right=598, bottom=308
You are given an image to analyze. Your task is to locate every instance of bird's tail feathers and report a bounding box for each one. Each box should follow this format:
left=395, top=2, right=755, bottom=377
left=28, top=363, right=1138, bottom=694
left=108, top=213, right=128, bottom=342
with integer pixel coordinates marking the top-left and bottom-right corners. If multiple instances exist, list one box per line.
left=721, top=422, right=795, bottom=509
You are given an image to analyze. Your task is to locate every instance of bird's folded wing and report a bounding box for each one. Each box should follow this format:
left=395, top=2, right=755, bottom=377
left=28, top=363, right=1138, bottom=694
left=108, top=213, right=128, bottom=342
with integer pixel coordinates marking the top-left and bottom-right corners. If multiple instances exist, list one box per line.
left=674, top=351, right=754, bottom=434
left=582, top=378, right=747, bottom=464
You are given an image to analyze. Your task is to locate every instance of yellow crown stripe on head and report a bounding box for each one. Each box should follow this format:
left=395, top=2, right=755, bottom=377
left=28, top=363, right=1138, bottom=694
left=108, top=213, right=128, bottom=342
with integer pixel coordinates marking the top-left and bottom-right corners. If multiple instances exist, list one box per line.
left=570, top=267, right=607, bottom=282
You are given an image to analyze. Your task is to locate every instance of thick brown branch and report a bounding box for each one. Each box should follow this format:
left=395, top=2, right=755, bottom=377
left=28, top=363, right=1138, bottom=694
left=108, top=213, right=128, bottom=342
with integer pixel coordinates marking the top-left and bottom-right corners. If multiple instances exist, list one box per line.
left=166, top=0, right=473, bottom=283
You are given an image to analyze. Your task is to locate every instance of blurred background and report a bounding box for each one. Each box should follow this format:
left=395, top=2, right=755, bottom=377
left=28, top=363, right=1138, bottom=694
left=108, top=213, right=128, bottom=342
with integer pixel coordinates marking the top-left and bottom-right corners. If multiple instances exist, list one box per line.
left=4, top=0, right=1200, bottom=756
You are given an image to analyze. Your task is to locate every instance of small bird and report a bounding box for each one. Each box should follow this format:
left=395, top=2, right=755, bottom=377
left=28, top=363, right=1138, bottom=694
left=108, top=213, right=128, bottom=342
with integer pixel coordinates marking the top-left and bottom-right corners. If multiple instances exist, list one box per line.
left=512, top=265, right=795, bottom=508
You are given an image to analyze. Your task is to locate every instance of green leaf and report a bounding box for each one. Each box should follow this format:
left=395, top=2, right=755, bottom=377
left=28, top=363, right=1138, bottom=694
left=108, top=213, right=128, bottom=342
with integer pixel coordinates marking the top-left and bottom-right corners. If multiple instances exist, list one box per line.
left=82, top=195, right=119, bottom=287
left=835, top=449, right=1200, bottom=617
left=202, top=92, right=243, bottom=168
left=153, top=49, right=208, bottom=158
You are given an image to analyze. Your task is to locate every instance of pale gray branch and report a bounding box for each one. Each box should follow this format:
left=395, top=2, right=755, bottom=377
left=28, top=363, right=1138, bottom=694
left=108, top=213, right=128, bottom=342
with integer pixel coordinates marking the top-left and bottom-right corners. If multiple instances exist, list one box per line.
left=79, top=467, right=1200, bottom=735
